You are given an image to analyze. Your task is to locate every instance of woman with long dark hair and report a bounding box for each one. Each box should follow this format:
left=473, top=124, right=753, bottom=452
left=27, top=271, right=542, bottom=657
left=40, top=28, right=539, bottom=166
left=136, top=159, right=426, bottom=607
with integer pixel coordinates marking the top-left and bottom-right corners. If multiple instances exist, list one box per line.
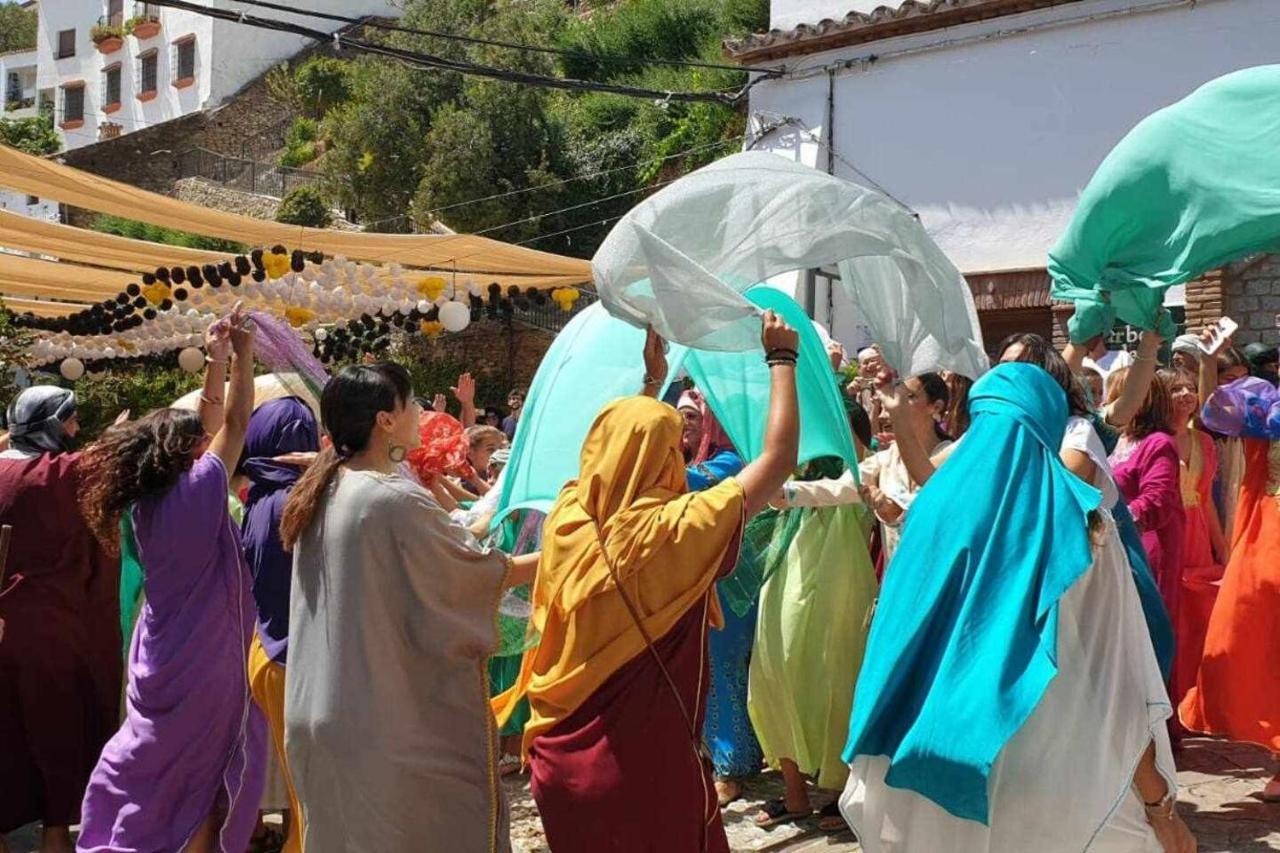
left=77, top=308, right=266, bottom=853
left=0, top=387, right=116, bottom=853
left=281, top=363, right=537, bottom=852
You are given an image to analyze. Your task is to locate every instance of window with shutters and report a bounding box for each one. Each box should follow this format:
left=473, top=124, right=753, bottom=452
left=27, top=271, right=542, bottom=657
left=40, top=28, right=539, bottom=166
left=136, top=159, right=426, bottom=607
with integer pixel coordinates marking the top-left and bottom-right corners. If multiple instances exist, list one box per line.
left=102, top=65, right=122, bottom=109
left=61, top=85, right=85, bottom=124
left=174, top=37, right=196, bottom=85
left=57, top=30, right=76, bottom=59
left=138, top=50, right=158, bottom=96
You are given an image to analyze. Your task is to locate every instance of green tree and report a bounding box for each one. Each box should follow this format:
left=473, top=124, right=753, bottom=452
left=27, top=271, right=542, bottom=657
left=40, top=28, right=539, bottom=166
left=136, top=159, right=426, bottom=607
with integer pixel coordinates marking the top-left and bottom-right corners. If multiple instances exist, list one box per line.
left=294, top=56, right=353, bottom=119
left=275, top=185, right=333, bottom=227
left=0, top=114, right=61, bottom=155
left=0, top=2, right=36, bottom=54
left=0, top=303, right=33, bottom=415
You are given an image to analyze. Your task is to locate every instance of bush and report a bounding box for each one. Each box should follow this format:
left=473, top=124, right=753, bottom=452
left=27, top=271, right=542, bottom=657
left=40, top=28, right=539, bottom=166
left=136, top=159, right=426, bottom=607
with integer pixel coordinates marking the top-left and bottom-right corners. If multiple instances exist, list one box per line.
left=275, top=185, right=332, bottom=228
left=0, top=3, right=36, bottom=53
left=90, top=214, right=245, bottom=253
left=0, top=113, right=60, bottom=155
left=278, top=116, right=318, bottom=167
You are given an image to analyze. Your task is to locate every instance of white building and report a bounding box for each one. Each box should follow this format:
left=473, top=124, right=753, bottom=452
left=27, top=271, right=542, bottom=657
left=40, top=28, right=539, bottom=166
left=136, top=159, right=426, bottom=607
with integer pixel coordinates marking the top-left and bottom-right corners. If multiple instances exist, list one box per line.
left=35, top=0, right=401, bottom=151
left=1, top=47, right=38, bottom=120
left=729, top=0, right=1280, bottom=353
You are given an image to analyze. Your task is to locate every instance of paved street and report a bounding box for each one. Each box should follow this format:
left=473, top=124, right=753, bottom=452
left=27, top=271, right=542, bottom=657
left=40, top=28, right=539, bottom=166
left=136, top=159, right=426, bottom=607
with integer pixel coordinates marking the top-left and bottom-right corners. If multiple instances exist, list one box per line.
left=6, top=737, right=1276, bottom=851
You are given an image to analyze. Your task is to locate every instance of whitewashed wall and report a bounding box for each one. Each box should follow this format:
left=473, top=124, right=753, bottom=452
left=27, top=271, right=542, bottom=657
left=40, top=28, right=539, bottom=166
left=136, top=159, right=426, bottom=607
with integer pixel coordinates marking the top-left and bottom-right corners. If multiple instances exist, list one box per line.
left=747, top=0, right=1280, bottom=346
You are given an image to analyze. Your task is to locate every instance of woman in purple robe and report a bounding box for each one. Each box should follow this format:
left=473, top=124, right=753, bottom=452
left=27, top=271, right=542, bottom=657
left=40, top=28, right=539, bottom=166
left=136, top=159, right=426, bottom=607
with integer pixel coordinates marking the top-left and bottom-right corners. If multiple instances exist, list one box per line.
left=76, top=308, right=266, bottom=853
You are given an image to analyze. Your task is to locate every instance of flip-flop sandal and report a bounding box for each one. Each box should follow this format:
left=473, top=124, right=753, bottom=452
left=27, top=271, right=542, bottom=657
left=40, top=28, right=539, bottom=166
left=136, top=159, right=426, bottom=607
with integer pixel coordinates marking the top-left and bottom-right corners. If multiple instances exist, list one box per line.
left=753, top=797, right=812, bottom=828
left=498, top=753, right=523, bottom=777
left=817, top=800, right=848, bottom=832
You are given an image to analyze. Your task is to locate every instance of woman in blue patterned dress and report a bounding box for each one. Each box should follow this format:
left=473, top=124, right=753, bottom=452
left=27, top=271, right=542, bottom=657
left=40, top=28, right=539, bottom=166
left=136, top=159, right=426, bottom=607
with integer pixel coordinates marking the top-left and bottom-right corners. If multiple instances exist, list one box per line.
left=678, top=389, right=764, bottom=805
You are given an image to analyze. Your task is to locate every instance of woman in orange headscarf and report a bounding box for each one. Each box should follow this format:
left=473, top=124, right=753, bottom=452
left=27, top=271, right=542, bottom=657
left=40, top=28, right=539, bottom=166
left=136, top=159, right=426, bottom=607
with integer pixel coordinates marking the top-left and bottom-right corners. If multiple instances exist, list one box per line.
left=494, top=313, right=801, bottom=853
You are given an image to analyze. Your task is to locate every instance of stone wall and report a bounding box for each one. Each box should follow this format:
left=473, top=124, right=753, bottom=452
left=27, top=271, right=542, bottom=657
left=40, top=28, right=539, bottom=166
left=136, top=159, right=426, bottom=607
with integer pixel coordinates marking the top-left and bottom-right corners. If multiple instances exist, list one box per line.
left=168, top=177, right=360, bottom=231
left=1222, top=255, right=1280, bottom=347
left=402, top=319, right=554, bottom=404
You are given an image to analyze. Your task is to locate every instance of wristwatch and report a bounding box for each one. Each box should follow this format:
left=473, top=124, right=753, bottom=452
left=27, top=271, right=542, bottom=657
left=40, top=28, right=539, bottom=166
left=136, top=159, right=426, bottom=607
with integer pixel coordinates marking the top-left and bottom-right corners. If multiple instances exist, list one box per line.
left=1143, top=789, right=1176, bottom=820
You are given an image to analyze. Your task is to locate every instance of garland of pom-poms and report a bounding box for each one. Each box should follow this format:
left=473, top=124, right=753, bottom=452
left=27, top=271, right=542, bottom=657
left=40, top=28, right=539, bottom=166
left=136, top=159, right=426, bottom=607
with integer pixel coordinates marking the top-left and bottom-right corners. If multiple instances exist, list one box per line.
left=15, top=243, right=590, bottom=378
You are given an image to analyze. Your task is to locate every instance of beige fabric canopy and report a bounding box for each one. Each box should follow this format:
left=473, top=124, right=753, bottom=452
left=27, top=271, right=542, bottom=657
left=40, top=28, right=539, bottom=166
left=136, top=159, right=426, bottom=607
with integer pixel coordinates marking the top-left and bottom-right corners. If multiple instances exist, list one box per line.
left=0, top=209, right=223, bottom=273
left=0, top=144, right=593, bottom=278
left=2, top=296, right=90, bottom=317
left=0, top=252, right=136, bottom=301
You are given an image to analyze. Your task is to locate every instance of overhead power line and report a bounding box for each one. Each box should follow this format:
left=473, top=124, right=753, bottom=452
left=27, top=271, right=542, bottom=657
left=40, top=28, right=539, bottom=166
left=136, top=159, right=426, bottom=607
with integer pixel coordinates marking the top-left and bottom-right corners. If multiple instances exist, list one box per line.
left=224, top=0, right=782, bottom=76
left=146, top=0, right=768, bottom=105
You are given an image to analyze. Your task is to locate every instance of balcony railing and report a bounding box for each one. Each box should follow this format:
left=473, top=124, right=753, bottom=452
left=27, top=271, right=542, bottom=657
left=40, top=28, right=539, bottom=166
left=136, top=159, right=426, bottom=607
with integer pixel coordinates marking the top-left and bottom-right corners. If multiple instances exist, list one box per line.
left=3, top=96, right=35, bottom=112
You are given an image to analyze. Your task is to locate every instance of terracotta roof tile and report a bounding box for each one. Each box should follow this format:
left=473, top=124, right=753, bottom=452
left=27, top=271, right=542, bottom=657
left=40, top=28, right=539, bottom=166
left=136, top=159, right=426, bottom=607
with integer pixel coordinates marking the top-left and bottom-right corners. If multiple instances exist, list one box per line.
left=724, top=0, right=1084, bottom=63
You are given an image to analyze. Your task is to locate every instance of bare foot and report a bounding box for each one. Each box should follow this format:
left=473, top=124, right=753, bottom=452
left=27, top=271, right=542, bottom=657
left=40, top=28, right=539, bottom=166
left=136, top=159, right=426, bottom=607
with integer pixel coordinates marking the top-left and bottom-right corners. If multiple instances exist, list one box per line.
left=715, top=778, right=742, bottom=807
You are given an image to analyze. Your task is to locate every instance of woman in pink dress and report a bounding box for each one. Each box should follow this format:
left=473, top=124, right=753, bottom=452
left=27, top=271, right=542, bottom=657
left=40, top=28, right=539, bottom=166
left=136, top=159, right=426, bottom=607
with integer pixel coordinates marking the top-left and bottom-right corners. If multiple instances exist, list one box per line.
left=1107, top=367, right=1185, bottom=657
left=1164, top=368, right=1228, bottom=712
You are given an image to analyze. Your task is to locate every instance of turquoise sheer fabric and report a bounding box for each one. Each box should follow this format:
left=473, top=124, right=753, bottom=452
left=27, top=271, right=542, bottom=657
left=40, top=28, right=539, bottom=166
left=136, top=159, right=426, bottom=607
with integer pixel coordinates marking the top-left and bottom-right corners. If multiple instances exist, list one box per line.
left=842, top=363, right=1101, bottom=824
left=496, top=287, right=856, bottom=520
left=1049, top=66, right=1280, bottom=341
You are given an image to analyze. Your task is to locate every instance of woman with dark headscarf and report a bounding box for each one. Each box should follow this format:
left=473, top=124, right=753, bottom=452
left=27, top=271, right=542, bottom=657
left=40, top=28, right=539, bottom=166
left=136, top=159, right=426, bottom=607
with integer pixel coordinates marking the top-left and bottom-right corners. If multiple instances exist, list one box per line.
left=0, top=387, right=118, bottom=853
left=241, top=397, right=320, bottom=853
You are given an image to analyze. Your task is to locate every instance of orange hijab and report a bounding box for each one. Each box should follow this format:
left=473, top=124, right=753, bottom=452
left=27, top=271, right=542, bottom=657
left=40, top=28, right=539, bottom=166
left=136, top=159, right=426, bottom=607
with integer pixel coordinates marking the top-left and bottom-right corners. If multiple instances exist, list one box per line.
left=492, top=396, right=745, bottom=756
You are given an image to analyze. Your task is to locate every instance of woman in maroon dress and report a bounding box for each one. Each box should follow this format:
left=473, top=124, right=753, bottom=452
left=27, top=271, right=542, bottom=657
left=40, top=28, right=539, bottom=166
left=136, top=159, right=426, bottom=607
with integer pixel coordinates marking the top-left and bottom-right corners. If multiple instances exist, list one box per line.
left=0, top=387, right=119, bottom=853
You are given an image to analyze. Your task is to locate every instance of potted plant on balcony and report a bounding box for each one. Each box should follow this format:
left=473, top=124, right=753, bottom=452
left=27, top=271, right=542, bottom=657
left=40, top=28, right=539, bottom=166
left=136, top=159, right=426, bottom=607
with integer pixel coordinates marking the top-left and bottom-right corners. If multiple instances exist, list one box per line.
left=126, top=13, right=160, bottom=40
left=91, top=21, right=125, bottom=54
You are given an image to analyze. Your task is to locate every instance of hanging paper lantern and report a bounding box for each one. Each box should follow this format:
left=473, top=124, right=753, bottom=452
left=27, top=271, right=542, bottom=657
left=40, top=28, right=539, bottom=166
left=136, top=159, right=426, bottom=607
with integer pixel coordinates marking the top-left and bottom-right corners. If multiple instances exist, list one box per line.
left=439, top=301, right=471, bottom=333
left=59, top=357, right=85, bottom=381
left=178, top=347, right=205, bottom=373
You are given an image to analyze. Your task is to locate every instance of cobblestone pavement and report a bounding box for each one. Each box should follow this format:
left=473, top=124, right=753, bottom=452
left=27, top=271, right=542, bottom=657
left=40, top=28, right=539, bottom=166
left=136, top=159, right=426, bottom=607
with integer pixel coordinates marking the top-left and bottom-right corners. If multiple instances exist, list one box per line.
left=6, top=738, right=1276, bottom=851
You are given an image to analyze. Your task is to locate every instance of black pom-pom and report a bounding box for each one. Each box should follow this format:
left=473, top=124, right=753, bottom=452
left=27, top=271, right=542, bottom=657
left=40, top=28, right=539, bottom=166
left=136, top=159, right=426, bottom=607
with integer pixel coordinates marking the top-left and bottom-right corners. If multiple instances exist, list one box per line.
left=133, top=297, right=147, bottom=309
left=251, top=269, right=266, bottom=282
left=290, top=250, right=305, bottom=273
left=306, top=250, right=324, bottom=265
left=139, top=275, right=153, bottom=288
left=187, top=266, right=203, bottom=285
left=155, top=266, right=170, bottom=283
left=271, top=244, right=286, bottom=255
left=218, top=261, right=233, bottom=279
left=115, top=292, right=129, bottom=305
left=191, top=277, right=204, bottom=289
left=112, top=319, right=126, bottom=332
left=173, top=288, right=189, bottom=301
left=160, top=299, right=173, bottom=311
left=530, top=288, right=546, bottom=306
left=226, top=272, right=241, bottom=287
left=234, top=256, right=251, bottom=276
left=202, top=264, right=220, bottom=286
left=251, top=248, right=265, bottom=270
left=424, top=306, right=439, bottom=322
left=171, top=266, right=186, bottom=284
left=143, top=308, right=157, bottom=320
left=507, top=285, right=521, bottom=297
left=487, top=282, right=502, bottom=296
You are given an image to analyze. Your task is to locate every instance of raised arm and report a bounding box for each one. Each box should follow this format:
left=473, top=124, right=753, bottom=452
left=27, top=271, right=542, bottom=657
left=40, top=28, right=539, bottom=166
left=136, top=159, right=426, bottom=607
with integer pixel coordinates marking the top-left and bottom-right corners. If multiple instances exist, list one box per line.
left=736, top=312, right=800, bottom=518
left=1104, top=327, right=1164, bottom=428
left=207, top=304, right=255, bottom=475
left=198, top=315, right=232, bottom=437
left=1197, top=325, right=1220, bottom=406
left=641, top=328, right=668, bottom=397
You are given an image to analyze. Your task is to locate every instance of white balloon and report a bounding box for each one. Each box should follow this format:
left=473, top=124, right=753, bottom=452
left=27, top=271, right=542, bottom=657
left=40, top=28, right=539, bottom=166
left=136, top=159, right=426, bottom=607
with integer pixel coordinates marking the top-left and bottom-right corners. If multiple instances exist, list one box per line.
left=417, top=299, right=432, bottom=314
left=103, top=347, right=116, bottom=359
left=439, top=301, right=471, bottom=333
left=60, top=357, right=85, bottom=380
left=178, top=347, right=205, bottom=374
left=315, top=327, right=329, bottom=342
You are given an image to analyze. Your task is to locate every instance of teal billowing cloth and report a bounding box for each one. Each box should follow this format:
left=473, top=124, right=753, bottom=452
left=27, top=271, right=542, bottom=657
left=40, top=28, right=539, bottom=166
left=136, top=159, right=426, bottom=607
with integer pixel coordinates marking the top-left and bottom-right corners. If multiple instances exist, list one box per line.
left=842, top=362, right=1101, bottom=824
left=1048, top=65, right=1280, bottom=342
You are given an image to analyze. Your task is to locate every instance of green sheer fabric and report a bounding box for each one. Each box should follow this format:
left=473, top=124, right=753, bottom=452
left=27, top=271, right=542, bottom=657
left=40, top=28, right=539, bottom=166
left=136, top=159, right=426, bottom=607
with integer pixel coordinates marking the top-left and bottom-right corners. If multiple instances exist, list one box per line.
left=1049, top=66, right=1280, bottom=342
left=497, top=288, right=856, bottom=520
left=118, top=510, right=144, bottom=662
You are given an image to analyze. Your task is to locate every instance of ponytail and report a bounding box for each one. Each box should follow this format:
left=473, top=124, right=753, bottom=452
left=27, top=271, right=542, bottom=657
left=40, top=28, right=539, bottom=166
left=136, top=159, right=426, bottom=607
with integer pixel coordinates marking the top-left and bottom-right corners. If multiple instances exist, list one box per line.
left=280, top=446, right=342, bottom=550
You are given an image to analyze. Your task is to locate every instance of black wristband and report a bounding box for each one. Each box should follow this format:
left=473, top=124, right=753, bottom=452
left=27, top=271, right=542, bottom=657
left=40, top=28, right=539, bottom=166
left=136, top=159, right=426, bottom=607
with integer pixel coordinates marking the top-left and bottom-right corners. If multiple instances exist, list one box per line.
left=766, top=347, right=799, bottom=360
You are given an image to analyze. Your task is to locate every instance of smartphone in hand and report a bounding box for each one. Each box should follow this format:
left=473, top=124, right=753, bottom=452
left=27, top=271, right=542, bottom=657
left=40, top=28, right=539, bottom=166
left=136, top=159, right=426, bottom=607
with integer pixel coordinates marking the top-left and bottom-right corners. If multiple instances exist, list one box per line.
left=1198, top=317, right=1238, bottom=356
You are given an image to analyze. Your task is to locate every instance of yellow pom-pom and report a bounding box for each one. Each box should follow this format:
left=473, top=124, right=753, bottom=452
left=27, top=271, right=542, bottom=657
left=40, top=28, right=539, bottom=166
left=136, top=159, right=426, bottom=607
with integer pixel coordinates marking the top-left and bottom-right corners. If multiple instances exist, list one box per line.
left=419, top=320, right=444, bottom=337
left=264, top=251, right=291, bottom=280
left=141, top=282, right=172, bottom=306
left=551, top=287, right=580, bottom=311
left=416, top=276, right=447, bottom=301
left=285, top=306, right=315, bottom=328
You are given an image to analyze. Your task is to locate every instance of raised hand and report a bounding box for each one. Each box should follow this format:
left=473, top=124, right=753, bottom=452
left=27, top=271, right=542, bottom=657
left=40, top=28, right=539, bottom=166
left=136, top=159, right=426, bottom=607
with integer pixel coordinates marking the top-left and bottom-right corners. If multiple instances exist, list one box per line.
left=227, top=301, right=254, bottom=361
left=451, top=372, right=476, bottom=405
left=432, top=393, right=447, bottom=413
left=761, top=310, right=799, bottom=354
left=643, top=327, right=668, bottom=388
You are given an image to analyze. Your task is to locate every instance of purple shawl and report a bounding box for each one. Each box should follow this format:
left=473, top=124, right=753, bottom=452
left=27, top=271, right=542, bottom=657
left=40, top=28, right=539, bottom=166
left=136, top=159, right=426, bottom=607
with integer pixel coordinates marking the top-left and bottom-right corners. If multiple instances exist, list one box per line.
left=240, top=397, right=319, bottom=665
left=1202, top=376, right=1280, bottom=439
left=78, top=453, right=266, bottom=853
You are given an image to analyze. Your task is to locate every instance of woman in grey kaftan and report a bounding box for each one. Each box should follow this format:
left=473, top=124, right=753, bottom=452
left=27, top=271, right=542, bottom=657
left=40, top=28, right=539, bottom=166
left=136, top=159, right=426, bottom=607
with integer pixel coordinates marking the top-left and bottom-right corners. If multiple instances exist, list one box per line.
left=285, top=469, right=510, bottom=853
